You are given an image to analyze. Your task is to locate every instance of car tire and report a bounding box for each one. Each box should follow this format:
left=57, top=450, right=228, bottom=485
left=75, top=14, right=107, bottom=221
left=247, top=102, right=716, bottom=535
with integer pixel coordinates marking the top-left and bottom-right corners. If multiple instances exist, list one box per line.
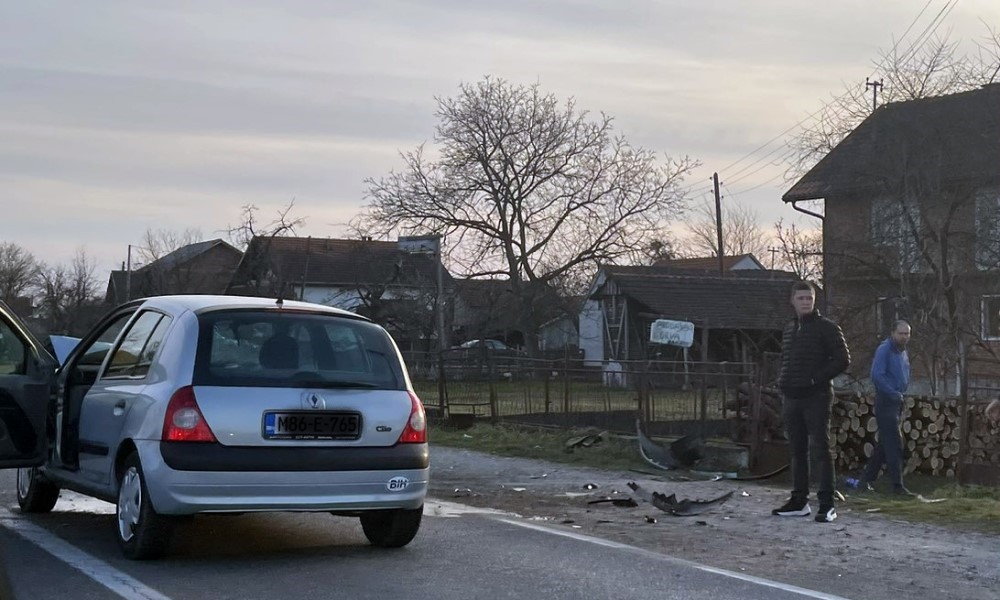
left=116, top=452, right=174, bottom=560
left=15, top=467, right=60, bottom=513
left=359, top=507, right=423, bottom=548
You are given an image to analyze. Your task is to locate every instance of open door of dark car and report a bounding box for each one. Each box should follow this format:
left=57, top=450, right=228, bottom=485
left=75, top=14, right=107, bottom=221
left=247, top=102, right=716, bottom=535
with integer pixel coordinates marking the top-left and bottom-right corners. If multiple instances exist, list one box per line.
left=0, top=299, right=55, bottom=469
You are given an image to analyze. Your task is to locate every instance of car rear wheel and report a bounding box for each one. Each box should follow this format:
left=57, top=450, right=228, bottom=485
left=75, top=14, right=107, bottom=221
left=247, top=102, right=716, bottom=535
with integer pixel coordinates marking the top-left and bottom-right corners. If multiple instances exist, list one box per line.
left=359, top=506, right=423, bottom=548
left=15, top=467, right=60, bottom=513
left=116, top=453, right=174, bottom=560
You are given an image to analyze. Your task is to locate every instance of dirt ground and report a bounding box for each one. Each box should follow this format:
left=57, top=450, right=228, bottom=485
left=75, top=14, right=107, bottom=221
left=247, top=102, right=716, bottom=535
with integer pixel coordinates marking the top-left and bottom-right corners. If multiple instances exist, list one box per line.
left=428, top=445, right=1000, bottom=600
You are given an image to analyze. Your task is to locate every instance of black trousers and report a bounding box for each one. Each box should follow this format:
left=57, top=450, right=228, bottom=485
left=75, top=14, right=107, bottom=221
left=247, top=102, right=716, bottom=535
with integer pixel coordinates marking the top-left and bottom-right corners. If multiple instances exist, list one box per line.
left=783, top=390, right=835, bottom=504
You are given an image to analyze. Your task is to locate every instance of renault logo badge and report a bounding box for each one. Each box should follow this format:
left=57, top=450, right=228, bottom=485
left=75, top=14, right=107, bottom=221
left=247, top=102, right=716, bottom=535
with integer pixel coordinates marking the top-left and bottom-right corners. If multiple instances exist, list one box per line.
left=304, top=393, right=325, bottom=410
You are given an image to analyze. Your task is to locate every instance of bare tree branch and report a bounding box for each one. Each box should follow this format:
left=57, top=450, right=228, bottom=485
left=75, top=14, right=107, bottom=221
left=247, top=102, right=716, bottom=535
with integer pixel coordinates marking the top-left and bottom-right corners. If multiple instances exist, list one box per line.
left=679, top=199, right=768, bottom=259
left=0, top=242, right=39, bottom=304
left=774, top=219, right=822, bottom=281
left=787, top=28, right=1000, bottom=180
left=355, top=77, right=698, bottom=352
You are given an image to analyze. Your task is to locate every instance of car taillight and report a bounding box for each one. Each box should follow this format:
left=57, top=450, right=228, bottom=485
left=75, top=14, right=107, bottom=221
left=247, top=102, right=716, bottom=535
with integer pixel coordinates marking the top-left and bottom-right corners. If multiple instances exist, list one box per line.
left=398, top=391, right=427, bottom=444
left=162, top=386, right=217, bottom=443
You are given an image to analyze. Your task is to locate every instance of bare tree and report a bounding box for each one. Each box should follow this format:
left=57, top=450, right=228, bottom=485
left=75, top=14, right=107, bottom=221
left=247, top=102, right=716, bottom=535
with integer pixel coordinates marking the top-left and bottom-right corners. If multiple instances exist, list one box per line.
left=135, top=227, right=203, bottom=266
left=356, top=77, right=697, bottom=352
left=223, top=201, right=308, bottom=298
left=788, top=30, right=1000, bottom=179
left=639, top=239, right=676, bottom=265
left=679, top=199, right=768, bottom=259
left=225, top=201, right=305, bottom=250
left=774, top=219, right=822, bottom=281
left=37, top=249, right=102, bottom=335
left=0, top=242, right=38, bottom=304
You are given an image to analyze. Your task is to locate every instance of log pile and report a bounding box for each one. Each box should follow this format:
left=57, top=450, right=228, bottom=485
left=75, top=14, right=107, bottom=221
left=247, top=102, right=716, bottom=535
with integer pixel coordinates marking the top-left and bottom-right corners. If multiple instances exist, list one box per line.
left=830, top=394, right=999, bottom=476
left=964, top=398, right=1000, bottom=469
left=730, top=386, right=1000, bottom=477
left=727, top=383, right=784, bottom=442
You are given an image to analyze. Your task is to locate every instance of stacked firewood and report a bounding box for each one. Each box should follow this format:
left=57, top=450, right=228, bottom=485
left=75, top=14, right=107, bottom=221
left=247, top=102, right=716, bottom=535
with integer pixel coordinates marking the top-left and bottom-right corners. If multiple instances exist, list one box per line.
left=727, top=383, right=785, bottom=442
left=831, top=393, right=1000, bottom=476
left=963, top=398, right=1000, bottom=468
left=730, top=386, right=999, bottom=476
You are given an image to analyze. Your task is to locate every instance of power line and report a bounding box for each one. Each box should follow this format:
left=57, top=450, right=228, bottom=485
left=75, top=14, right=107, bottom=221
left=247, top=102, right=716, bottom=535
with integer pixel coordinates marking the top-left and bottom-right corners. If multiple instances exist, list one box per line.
left=713, top=0, right=954, bottom=180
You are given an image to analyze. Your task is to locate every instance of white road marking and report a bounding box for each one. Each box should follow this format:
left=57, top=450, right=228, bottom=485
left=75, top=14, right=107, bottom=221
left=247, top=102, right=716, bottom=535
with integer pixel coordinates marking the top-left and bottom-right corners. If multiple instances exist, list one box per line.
left=0, top=507, right=172, bottom=600
left=423, top=498, right=515, bottom=518
left=499, top=518, right=854, bottom=600
left=51, top=490, right=117, bottom=514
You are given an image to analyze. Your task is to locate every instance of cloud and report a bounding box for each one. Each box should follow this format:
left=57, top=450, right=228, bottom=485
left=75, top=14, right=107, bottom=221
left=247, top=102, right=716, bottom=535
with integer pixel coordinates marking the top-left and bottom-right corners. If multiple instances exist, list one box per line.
left=0, top=0, right=997, bottom=274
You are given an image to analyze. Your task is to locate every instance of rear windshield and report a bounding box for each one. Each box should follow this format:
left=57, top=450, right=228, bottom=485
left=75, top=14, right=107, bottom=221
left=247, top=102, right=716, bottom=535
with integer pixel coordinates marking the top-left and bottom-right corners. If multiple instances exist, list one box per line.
left=193, top=310, right=405, bottom=389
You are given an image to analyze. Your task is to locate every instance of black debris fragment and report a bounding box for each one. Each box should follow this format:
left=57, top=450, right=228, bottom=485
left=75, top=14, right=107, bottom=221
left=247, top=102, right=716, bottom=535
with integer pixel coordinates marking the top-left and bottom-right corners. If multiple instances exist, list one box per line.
left=627, top=481, right=735, bottom=516
left=635, top=419, right=704, bottom=470
left=565, top=430, right=608, bottom=451
left=587, top=497, right=639, bottom=508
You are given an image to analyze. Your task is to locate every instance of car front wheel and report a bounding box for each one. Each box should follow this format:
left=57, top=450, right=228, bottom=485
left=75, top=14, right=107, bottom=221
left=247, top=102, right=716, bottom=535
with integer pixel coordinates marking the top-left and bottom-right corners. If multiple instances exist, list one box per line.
left=116, top=453, right=174, bottom=560
left=16, top=467, right=60, bottom=513
left=359, top=506, right=423, bottom=548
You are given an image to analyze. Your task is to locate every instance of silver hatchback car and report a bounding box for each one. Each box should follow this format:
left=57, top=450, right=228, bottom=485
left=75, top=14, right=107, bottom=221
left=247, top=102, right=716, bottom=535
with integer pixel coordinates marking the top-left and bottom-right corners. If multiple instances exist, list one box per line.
left=0, top=295, right=428, bottom=559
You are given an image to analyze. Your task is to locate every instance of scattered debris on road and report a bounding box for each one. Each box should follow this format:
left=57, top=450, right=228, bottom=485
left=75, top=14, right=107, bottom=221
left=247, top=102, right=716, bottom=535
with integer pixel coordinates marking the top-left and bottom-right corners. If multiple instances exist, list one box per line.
left=564, top=430, right=608, bottom=451
left=627, top=481, right=735, bottom=516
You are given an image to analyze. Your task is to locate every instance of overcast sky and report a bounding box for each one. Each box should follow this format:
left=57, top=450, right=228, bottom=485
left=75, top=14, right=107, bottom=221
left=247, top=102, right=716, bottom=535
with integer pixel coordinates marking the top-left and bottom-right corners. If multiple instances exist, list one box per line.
left=2, top=0, right=998, bottom=276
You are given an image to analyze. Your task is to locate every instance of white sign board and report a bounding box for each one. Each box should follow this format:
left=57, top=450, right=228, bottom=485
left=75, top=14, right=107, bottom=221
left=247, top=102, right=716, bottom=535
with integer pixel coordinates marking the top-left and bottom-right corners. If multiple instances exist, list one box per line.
left=649, top=319, right=694, bottom=348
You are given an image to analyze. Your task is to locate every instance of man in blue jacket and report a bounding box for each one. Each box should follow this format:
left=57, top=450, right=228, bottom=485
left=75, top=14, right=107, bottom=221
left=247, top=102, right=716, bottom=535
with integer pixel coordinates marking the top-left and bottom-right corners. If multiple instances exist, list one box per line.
left=860, top=319, right=913, bottom=495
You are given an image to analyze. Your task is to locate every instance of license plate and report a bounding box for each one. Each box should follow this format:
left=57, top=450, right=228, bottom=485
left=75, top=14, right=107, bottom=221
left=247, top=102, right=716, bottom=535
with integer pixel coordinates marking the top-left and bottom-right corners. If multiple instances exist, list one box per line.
left=263, top=412, right=361, bottom=440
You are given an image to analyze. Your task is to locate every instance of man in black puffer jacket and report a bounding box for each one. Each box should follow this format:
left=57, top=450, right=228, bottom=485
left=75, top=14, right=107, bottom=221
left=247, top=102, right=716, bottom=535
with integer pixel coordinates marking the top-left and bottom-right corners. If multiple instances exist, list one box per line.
left=772, top=281, right=850, bottom=523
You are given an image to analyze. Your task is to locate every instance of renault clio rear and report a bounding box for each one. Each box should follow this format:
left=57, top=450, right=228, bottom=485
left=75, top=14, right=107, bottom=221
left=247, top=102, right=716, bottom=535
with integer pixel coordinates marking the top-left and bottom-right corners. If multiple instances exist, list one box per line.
left=12, top=295, right=428, bottom=559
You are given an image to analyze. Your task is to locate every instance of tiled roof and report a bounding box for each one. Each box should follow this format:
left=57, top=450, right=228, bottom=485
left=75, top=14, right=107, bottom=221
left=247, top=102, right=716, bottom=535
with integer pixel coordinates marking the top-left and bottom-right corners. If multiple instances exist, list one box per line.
left=151, top=239, right=238, bottom=272
left=784, top=83, right=1000, bottom=202
left=599, top=265, right=798, bottom=330
left=229, top=236, right=452, bottom=288
left=656, top=254, right=763, bottom=270
left=104, top=239, right=242, bottom=304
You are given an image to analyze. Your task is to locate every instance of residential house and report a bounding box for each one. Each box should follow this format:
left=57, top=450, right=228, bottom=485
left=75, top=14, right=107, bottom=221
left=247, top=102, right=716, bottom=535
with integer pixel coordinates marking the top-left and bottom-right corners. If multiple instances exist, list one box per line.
left=105, top=239, right=243, bottom=305
left=579, top=263, right=797, bottom=367
left=783, top=83, right=1000, bottom=394
left=226, top=236, right=453, bottom=351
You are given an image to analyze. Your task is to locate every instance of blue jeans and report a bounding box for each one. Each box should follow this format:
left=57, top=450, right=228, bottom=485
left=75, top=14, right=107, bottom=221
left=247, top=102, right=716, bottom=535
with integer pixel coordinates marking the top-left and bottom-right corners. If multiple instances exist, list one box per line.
left=862, top=394, right=904, bottom=487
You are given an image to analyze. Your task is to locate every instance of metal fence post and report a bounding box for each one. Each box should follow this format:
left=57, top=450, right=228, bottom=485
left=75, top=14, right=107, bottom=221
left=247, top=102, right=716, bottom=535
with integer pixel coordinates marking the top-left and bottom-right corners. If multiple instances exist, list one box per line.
left=562, top=355, right=570, bottom=414
left=544, top=366, right=551, bottom=414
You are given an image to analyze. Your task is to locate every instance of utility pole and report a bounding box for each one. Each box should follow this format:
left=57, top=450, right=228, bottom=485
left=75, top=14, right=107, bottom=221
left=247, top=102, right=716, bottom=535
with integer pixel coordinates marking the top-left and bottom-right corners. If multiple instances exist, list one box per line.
left=713, top=172, right=724, bottom=277
left=126, top=244, right=132, bottom=301
left=865, top=77, right=883, bottom=112
left=768, top=247, right=780, bottom=270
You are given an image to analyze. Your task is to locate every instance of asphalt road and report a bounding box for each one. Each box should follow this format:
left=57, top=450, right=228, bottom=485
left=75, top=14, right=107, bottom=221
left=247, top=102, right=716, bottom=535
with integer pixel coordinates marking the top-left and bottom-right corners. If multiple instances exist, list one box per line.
left=0, top=469, right=850, bottom=600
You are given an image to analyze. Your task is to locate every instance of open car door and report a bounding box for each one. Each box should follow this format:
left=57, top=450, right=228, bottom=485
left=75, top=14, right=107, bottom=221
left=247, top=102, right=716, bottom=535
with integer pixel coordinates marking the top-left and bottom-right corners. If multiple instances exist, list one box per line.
left=0, top=299, right=55, bottom=468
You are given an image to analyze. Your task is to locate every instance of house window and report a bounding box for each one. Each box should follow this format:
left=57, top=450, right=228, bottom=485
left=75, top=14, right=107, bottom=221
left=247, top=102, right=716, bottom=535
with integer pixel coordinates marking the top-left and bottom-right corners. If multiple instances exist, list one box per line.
left=870, top=196, right=920, bottom=273
left=975, top=187, right=1000, bottom=270
left=876, top=296, right=910, bottom=336
left=982, top=296, right=1000, bottom=341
